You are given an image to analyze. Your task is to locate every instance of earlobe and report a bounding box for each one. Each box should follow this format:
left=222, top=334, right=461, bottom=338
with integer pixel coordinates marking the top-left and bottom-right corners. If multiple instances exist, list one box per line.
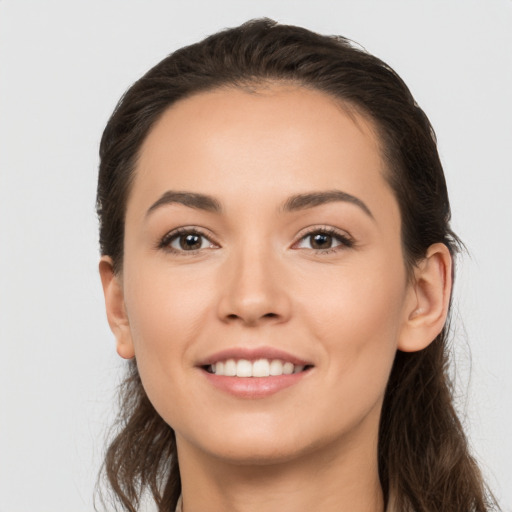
left=99, top=256, right=135, bottom=359
left=398, top=243, right=453, bottom=353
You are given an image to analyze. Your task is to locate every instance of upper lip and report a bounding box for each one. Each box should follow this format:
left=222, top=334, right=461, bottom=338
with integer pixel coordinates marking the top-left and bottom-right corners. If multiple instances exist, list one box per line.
left=197, top=346, right=313, bottom=367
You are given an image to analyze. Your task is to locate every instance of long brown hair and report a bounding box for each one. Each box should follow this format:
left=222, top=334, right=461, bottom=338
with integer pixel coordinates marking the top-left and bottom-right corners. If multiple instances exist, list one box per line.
left=96, top=19, right=499, bottom=512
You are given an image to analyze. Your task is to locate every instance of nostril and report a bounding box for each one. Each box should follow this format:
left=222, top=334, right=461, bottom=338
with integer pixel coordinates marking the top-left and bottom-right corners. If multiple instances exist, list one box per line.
left=224, top=312, right=279, bottom=322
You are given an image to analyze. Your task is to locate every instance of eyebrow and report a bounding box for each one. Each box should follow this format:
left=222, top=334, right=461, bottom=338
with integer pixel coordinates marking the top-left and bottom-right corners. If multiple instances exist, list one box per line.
left=146, top=189, right=373, bottom=219
left=146, top=191, right=222, bottom=216
left=281, top=190, right=374, bottom=219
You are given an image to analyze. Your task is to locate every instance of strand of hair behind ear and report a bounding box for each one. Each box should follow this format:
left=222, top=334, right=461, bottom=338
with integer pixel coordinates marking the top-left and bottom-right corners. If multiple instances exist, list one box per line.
left=97, top=360, right=180, bottom=512
left=379, top=329, right=498, bottom=512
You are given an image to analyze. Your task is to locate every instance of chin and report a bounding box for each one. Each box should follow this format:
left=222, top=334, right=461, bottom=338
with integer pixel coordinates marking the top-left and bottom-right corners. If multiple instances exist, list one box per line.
left=180, top=418, right=336, bottom=468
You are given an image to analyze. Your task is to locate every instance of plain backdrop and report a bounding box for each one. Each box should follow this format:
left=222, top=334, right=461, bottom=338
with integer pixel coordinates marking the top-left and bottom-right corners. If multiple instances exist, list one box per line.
left=0, top=1, right=511, bottom=511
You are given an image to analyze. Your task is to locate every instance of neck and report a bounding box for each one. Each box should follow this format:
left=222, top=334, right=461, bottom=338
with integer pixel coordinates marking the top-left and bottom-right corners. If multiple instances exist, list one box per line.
left=177, top=426, right=384, bottom=512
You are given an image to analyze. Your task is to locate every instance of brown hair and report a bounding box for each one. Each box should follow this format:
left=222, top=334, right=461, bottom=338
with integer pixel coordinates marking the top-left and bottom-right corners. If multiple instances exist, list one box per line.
left=96, top=18, right=499, bottom=512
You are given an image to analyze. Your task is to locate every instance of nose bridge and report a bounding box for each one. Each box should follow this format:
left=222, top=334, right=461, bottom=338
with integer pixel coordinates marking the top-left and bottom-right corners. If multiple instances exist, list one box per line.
left=217, top=234, right=290, bottom=325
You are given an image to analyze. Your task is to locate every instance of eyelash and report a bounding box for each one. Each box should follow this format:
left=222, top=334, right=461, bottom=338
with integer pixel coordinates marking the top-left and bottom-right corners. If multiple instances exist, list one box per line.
left=158, top=226, right=354, bottom=255
left=158, top=227, right=218, bottom=255
left=294, top=226, right=354, bottom=254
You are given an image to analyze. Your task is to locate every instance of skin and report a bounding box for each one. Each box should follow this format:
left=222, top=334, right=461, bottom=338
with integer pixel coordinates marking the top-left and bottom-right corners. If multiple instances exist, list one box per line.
left=100, top=85, right=452, bottom=512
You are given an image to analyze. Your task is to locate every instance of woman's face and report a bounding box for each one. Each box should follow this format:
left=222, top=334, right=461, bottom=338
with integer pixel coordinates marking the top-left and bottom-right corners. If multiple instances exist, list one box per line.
left=112, top=85, right=419, bottom=465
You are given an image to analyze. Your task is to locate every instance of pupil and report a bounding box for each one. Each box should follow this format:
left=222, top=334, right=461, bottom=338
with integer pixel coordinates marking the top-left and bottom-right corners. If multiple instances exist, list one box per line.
left=180, top=234, right=201, bottom=250
left=312, top=233, right=331, bottom=249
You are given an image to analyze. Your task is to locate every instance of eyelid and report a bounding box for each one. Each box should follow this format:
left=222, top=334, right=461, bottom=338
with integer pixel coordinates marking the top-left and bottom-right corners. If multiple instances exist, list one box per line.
left=291, top=225, right=354, bottom=251
left=158, top=226, right=220, bottom=254
left=157, top=224, right=354, bottom=255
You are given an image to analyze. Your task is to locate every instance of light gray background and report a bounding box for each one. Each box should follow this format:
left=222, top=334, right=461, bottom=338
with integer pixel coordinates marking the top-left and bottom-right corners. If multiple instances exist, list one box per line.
left=0, top=1, right=511, bottom=511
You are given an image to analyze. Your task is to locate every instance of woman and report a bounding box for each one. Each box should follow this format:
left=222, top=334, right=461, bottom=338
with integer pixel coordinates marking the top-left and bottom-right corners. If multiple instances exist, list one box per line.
left=97, top=19, right=498, bottom=512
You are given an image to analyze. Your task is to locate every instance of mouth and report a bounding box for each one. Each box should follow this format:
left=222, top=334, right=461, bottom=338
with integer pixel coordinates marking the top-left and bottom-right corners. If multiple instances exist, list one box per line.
left=203, top=358, right=313, bottom=377
left=197, top=347, right=314, bottom=397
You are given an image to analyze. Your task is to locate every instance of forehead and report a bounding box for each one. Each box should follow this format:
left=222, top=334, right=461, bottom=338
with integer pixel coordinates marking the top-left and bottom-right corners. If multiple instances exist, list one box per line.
left=139, top=84, right=382, bottom=164
left=130, top=84, right=397, bottom=223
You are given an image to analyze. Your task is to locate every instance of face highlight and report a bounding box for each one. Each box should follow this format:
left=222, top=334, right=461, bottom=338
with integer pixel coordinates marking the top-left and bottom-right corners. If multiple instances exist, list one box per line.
left=105, top=85, right=420, bottom=467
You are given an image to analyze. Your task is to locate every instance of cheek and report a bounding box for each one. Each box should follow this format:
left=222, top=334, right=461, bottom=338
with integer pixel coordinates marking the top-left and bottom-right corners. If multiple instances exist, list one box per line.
left=303, top=252, right=406, bottom=335
left=125, top=260, right=212, bottom=340
left=122, top=262, right=216, bottom=395
left=300, top=255, right=407, bottom=407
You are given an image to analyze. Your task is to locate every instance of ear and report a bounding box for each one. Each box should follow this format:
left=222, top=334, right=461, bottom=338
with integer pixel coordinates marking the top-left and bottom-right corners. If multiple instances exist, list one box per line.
left=99, top=256, right=135, bottom=359
left=398, top=243, right=453, bottom=352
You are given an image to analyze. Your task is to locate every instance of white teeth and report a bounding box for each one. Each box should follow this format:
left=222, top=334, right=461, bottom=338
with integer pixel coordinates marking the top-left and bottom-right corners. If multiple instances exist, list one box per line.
left=236, top=359, right=252, bottom=377
left=252, top=359, right=270, bottom=377
left=210, top=358, right=307, bottom=377
left=269, top=359, right=283, bottom=376
left=283, top=362, right=294, bottom=375
left=224, top=359, right=237, bottom=376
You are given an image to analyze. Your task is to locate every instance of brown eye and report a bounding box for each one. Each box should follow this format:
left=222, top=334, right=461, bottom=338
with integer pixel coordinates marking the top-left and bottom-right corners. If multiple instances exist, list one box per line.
left=309, top=233, right=333, bottom=249
left=178, top=233, right=202, bottom=250
left=294, top=229, right=353, bottom=252
left=164, top=230, right=215, bottom=252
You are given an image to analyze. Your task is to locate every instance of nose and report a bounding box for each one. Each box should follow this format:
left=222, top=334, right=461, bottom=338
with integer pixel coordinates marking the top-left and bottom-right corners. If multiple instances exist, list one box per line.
left=216, top=243, right=292, bottom=326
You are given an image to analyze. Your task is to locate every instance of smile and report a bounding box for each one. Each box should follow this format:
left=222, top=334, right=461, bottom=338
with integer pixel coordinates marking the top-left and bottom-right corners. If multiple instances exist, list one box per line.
left=199, top=347, right=314, bottom=398
left=206, top=359, right=308, bottom=377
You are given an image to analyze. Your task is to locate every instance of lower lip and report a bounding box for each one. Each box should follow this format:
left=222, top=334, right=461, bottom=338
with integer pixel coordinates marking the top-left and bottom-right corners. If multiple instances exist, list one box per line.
left=201, top=369, right=311, bottom=399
